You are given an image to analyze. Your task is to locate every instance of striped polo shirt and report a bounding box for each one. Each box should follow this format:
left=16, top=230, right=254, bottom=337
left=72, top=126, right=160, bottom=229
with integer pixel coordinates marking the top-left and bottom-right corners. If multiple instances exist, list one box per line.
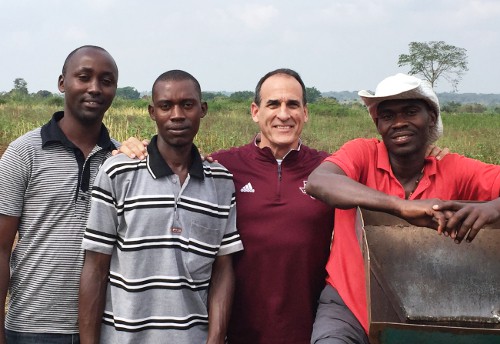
left=82, top=135, right=243, bottom=344
left=0, top=111, right=117, bottom=333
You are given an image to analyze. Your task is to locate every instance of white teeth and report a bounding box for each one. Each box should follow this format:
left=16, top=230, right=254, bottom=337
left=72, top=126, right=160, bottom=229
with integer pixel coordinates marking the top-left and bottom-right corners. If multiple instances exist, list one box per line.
left=394, top=135, right=409, bottom=141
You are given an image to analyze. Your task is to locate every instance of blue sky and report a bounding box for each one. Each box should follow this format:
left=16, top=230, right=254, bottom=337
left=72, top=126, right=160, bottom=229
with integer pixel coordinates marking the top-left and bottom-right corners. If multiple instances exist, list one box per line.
left=1, top=0, right=499, bottom=94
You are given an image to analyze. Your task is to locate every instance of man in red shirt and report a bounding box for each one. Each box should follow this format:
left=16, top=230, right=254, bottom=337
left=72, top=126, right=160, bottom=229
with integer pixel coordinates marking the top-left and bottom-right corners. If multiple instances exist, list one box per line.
left=305, top=73, right=500, bottom=344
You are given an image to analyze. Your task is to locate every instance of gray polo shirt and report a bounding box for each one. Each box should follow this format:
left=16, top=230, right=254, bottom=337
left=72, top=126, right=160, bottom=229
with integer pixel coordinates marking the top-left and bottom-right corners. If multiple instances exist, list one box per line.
left=0, top=111, right=117, bottom=333
left=83, top=135, right=243, bottom=344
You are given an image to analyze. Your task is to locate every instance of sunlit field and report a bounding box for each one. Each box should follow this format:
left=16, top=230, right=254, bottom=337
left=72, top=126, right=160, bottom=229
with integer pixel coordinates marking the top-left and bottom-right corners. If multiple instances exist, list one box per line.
left=1, top=98, right=499, bottom=164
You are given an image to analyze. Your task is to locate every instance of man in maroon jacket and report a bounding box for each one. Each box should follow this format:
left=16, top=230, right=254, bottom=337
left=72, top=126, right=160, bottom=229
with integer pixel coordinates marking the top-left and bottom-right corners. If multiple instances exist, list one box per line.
left=209, top=69, right=334, bottom=343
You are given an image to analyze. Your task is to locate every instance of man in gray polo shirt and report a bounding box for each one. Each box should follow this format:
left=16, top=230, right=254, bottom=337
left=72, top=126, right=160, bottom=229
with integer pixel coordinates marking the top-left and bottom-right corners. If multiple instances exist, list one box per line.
left=0, top=45, right=119, bottom=344
left=79, top=70, right=243, bottom=344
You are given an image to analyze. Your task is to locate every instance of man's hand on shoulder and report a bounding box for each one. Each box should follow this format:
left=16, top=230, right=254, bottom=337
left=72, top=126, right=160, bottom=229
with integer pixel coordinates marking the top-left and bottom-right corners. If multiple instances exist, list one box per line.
left=113, top=137, right=149, bottom=159
left=426, top=144, right=450, bottom=161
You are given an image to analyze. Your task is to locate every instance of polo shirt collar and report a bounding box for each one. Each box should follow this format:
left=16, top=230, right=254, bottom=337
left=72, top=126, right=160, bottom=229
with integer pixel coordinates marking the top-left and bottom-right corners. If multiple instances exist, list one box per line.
left=40, top=111, right=116, bottom=151
left=146, top=135, right=204, bottom=180
left=376, top=140, right=437, bottom=175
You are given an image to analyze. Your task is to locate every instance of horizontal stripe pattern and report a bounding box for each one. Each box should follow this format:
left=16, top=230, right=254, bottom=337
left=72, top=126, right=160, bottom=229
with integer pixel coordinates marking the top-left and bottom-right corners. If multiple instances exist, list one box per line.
left=82, top=152, right=243, bottom=342
left=103, top=312, right=209, bottom=332
left=109, top=271, right=210, bottom=292
left=0, top=126, right=116, bottom=333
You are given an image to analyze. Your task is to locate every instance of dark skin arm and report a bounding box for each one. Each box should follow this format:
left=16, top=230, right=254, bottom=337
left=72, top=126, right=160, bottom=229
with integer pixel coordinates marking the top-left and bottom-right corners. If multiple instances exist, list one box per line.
left=0, top=215, right=19, bottom=344
left=206, top=255, right=235, bottom=344
left=305, top=161, right=446, bottom=231
left=79, top=250, right=111, bottom=344
left=433, top=198, right=500, bottom=243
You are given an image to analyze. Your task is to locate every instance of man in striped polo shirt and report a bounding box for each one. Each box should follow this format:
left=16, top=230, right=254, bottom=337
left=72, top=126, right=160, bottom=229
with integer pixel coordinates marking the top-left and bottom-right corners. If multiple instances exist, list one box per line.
left=79, top=70, right=243, bottom=344
left=0, top=46, right=119, bottom=343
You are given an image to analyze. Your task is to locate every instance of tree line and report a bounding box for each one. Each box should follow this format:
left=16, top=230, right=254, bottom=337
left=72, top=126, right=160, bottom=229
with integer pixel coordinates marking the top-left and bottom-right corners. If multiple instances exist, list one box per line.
left=0, top=40, right=484, bottom=108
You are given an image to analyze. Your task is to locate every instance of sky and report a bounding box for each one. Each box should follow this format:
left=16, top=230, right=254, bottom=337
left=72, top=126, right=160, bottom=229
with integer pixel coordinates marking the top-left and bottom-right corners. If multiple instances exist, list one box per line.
left=1, top=0, right=500, bottom=95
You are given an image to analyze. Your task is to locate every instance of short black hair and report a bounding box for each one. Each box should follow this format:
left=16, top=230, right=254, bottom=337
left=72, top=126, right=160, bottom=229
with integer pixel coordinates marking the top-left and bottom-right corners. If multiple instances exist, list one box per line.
left=254, top=68, right=307, bottom=106
left=61, top=45, right=115, bottom=75
left=152, top=70, right=202, bottom=102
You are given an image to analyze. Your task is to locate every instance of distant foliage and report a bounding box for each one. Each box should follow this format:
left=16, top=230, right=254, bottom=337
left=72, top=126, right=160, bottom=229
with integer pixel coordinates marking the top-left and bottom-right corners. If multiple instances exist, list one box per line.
left=202, top=92, right=227, bottom=101
left=35, top=90, right=53, bottom=98
left=116, top=86, right=140, bottom=100
left=306, top=87, right=322, bottom=103
left=398, top=41, right=468, bottom=91
left=441, top=101, right=461, bottom=113
left=229, top=91, right=254, bottom=102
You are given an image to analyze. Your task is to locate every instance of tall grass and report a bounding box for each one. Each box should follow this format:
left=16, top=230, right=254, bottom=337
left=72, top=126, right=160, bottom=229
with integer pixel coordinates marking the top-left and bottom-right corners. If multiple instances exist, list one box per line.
left=0, top=100, right=499, bottom=164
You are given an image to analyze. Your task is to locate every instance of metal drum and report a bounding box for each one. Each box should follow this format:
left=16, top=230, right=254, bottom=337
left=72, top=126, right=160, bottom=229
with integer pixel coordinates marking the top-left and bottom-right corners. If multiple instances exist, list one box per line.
left=359, top=208, right=500, bottom=344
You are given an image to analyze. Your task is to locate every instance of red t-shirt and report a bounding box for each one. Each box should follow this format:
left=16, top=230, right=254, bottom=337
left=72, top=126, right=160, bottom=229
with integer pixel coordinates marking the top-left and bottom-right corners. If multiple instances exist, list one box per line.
left=324, top=138, right=500, bottom=333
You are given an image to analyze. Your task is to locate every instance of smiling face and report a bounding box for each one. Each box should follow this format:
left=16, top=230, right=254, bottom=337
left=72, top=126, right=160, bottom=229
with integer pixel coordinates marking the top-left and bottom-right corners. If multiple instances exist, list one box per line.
left=58, top=47, right=118, bottom=126
left=376, top=99, right=437, bottom=157
left=251, top=74, right=308, bottom=158
left=148, top=79, right=207, bottom=149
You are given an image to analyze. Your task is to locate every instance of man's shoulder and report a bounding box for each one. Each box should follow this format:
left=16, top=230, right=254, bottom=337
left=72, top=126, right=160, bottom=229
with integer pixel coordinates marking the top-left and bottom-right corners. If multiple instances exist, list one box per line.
left=1, top=127, right=44, bottom=161
left=202, top=160, right=234, bottom=181
left=327, top=138, right=380, bottom=159
left=437, top=153, right=500, bottom=170
left=299, top=144, right=329, bottom=159
left=210, top=143, right=251, bottom=159
left=209, top=143, right=254, bottom=170
left=98, top=153, right=145, bottom=177
left=9, top=127, right=43, bottom=148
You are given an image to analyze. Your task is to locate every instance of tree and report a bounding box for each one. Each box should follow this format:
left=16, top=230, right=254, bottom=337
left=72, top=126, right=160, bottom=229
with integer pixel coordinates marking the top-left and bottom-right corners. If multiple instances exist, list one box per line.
left=116, top=86, right=140, bottom=100
left=398, top=41, right=468, bottom=91
left=36, top=90, right=53, bottom=98
left=305, top=87, right=322, bottom=103
left=12, top=78, right=28, bottom=95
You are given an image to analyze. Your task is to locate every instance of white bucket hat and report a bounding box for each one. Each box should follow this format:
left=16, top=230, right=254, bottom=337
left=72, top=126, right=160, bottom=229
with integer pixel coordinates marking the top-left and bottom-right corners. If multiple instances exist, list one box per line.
left=358, top=73, right=443, bottom=139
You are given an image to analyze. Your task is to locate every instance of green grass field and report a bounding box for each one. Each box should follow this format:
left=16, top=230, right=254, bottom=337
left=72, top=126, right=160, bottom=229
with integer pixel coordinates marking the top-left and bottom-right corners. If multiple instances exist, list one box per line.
left=1, top=98, right=499, bottom=164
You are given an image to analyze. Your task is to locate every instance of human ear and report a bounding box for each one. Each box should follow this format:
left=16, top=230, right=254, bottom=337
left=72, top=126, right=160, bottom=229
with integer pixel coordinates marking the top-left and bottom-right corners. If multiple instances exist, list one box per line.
left=251, top=102, right=260, bottom=123
left=148, top=104, right=156, bottom=121
left=201, top=102, right=208, bottom=118
left=57, top=75, right=65, bottom=93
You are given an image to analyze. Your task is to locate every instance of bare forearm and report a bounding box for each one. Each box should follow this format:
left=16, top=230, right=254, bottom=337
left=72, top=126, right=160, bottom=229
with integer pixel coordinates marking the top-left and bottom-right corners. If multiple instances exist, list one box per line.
left=79, top=251, right=110, bottom=344
left=206, top=255, right=234, bottom=344
left=305, top=162, right=446, bottom=231
left=306, top=164, right=404, bottom=215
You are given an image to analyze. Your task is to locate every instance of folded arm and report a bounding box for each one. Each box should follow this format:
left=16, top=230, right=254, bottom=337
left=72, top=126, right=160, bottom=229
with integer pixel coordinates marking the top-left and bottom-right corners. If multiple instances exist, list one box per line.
left=305, top=161, right=446, bottom=231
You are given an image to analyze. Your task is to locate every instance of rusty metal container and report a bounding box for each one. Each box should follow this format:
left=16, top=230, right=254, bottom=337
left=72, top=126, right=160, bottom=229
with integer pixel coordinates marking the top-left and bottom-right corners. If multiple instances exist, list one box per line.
left=358, top=209, right=500, bottom=344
